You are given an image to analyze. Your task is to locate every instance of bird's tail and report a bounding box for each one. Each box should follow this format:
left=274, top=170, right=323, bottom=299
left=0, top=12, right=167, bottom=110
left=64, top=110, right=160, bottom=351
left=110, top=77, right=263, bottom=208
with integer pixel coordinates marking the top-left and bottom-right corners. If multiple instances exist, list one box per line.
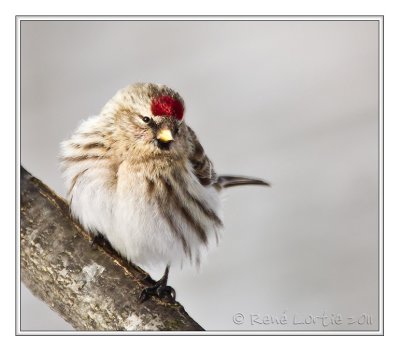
left=217, top=175, right=270, bottom=189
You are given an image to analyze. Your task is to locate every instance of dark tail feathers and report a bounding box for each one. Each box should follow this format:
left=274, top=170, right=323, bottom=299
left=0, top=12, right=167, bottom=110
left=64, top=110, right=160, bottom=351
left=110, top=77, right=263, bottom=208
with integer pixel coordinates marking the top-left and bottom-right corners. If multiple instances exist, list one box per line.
left=217, top=175, right=270, bottom=189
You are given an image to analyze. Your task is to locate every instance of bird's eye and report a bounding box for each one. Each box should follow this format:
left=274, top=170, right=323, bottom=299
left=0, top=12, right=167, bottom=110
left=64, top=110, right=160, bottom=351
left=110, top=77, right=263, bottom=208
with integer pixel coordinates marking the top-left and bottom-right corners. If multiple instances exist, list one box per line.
left=141, top=116, right=151, bottom=123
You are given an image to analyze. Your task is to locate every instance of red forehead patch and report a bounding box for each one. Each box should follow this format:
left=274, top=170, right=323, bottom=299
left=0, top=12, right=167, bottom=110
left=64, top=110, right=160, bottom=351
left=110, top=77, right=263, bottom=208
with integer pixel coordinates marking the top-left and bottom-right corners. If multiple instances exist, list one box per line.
left=151, top=95, right=184, bottom=120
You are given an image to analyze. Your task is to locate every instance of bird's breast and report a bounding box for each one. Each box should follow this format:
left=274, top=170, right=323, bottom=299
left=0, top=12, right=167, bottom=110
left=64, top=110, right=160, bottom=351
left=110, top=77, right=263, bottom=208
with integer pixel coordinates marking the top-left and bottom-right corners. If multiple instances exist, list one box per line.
left=112, top=158, right=223, bottom=267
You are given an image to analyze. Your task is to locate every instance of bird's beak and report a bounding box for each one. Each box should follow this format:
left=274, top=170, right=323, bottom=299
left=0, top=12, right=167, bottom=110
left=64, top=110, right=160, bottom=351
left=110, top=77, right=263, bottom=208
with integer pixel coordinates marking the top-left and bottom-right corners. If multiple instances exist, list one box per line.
left=156, top=129, right=174, bottom=143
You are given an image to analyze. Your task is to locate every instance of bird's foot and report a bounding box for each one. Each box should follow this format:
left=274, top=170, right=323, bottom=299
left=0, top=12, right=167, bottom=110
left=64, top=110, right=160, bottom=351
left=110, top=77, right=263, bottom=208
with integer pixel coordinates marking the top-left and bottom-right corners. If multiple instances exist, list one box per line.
left=90, top=235, right=103, bottom=248
left=90, top=233, right=113, bottom=250
left=139, top=282, right=176, bottom=303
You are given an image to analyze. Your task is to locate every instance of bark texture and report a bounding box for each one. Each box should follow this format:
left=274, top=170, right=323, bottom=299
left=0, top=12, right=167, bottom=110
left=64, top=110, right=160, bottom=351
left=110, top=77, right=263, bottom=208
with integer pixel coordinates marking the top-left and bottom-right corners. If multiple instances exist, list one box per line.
left=20, top=166, right=203, bottom=331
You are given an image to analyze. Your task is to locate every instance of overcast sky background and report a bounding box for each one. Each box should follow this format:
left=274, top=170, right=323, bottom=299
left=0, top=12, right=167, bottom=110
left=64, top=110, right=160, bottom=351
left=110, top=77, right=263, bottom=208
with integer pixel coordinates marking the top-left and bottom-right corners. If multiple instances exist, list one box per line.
left=20, top=20, right=379, bottom=331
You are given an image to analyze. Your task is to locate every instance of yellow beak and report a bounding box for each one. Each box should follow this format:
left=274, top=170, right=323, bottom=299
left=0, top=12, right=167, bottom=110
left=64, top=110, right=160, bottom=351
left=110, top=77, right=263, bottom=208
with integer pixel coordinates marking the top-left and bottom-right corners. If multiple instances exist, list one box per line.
left=156, top=129, right=174, bottom=143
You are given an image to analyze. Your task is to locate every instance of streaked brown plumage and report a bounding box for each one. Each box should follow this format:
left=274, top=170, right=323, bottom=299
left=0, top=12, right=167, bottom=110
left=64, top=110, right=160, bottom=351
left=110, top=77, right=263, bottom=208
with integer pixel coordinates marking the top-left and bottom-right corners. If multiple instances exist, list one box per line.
left=60, top=82, right=269, bottom=301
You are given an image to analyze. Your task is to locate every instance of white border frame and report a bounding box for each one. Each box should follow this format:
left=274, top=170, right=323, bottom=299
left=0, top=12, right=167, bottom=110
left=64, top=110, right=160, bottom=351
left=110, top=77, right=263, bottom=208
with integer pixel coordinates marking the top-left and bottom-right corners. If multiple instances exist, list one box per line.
left=15, top=15, right=384, bottom=336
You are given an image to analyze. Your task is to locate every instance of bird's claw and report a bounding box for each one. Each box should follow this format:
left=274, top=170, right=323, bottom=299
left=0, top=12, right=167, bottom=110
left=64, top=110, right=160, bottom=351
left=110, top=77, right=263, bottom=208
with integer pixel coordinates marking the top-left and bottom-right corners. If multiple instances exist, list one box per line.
left=157, top=285, right=176, bottom=300
left=90, top=236, right=101, bottom=248
left=139, top=284, right=176, bottom=303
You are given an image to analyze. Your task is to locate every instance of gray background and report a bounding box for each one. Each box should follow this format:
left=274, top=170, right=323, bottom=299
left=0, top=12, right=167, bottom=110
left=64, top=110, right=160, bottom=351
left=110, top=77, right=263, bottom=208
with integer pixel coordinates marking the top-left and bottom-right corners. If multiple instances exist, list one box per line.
left=20, top=20, right=379, bottom=331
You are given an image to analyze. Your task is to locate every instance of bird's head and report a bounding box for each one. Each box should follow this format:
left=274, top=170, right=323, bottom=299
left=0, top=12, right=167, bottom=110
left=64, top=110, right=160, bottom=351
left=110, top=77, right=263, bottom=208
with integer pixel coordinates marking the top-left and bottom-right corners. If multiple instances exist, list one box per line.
left=100, top=83, right=189, bottom=159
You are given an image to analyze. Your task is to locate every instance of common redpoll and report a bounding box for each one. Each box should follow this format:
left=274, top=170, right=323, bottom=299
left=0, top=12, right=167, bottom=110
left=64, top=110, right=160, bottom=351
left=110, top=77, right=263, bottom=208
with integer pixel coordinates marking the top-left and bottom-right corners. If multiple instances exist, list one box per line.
left=60, top=83, right=269, bottom=301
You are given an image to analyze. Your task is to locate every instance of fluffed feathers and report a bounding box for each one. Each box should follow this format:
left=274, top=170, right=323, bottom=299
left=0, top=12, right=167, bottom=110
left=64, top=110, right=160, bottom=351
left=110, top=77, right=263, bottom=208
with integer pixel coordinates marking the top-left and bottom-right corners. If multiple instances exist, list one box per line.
left=60, top=82, right=269, bottom=270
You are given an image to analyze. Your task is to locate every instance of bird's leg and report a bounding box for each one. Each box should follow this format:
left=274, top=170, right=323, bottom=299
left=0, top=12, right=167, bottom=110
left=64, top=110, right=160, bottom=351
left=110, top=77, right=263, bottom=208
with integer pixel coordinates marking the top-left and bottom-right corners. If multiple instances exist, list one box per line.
left=139, top=265, right=176, bottom=303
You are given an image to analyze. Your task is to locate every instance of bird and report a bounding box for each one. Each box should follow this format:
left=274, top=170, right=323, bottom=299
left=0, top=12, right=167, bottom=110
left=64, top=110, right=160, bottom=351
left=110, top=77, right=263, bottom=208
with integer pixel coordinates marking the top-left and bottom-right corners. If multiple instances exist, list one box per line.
left=60, top=83, right=269, bottom=302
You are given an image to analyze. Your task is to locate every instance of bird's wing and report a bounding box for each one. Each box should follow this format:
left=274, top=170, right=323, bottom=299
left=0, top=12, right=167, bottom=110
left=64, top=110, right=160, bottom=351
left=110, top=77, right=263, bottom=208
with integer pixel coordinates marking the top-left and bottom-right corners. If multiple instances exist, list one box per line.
left=186, top=125, right=218, bottom=187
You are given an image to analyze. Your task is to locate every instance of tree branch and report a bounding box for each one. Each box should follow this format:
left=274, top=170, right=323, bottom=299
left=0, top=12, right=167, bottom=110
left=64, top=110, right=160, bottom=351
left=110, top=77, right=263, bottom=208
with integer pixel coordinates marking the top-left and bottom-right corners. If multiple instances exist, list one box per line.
left=20, top=166, right=203, bottom=331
